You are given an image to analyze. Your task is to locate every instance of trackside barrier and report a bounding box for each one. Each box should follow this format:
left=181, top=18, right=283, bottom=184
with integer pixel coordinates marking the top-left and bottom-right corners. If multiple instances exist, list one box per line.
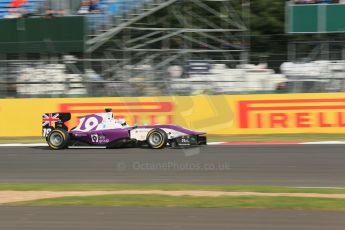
left=1, top=93, right=345, bottom=137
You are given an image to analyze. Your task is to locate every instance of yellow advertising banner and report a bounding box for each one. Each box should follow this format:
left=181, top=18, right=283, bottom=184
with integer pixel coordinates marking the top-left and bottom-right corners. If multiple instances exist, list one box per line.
left=1, top=93, right=345, bottom=137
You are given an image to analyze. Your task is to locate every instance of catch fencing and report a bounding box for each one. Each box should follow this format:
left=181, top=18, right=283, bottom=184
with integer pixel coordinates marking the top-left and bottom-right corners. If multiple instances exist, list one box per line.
left=0, top=58, right=284, bottom=98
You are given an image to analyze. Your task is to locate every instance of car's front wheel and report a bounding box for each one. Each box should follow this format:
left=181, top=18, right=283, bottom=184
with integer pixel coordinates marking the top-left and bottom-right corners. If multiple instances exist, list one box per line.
left=47, top=129, right=70, bottom=150
left=146, top=129, right=168, bottom=149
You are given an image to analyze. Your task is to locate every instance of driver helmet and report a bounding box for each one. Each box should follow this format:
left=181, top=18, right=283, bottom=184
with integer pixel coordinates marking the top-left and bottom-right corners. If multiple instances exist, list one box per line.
left=105, top=108, right=114, bottom=120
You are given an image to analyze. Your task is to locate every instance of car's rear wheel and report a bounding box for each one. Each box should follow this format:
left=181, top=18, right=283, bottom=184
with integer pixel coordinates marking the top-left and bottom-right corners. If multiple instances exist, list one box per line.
left=146, top=129, right=168, bottom=149
left=47, top=129, right=70, bottom=150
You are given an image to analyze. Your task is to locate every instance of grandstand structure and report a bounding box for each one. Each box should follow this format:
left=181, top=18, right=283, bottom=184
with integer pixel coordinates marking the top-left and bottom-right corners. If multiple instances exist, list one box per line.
left=86, top=0, right=250, bottom=79
left=0, top=0, right=249, bottom=67
left=0, top=0, right=250, bottom=97
left=0, top=0, right=41, bottom=18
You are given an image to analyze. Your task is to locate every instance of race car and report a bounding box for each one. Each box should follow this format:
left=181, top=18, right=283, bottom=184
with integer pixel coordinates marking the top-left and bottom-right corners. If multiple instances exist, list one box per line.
left=42, top=108, right=207, bottom=150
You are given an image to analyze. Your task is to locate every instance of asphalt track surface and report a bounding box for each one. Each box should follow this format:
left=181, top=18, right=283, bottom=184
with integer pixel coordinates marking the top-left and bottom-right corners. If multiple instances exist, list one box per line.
left=0, top=206, right=344, bottom=230
left=0, top=144, right=345, bottom=186
left=1, top=145, right=345, bottom=229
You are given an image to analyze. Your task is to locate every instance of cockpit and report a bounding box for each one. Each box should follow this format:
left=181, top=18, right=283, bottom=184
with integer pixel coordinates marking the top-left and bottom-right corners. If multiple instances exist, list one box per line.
left=104, top=108, right=128, bottom=128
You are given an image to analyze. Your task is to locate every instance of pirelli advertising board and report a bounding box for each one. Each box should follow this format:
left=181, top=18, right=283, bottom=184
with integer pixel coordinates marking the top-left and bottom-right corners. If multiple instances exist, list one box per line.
left=1, top=93, right=345, bottom=137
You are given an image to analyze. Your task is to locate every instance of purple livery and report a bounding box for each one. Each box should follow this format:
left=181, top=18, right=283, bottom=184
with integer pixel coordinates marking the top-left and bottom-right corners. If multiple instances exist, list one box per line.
left=42, top=109, right=207, bottom=150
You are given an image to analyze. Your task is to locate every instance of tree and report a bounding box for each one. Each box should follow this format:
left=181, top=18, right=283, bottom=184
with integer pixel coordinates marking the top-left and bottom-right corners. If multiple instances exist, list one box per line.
left=249, top=0, right=286, bottom=70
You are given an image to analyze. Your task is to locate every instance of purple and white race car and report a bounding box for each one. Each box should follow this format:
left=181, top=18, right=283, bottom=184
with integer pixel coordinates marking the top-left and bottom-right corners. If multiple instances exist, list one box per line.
left=42, top=108, right=207, bottom=150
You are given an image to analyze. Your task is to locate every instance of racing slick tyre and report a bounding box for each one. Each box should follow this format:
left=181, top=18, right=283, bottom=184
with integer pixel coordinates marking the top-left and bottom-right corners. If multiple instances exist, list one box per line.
left=47, top=128, right=70, bottom=150
left=146, top=129, right=168, bottom=149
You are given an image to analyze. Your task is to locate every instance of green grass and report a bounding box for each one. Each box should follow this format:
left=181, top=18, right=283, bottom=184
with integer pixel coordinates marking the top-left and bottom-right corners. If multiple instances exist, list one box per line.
left=2, top=134, right=345, bottom=144
left=12, top=194, right=345, bottom=211
left=4, top=184, right=345, bottom=210
left=1, top=184, right=345, bottom=194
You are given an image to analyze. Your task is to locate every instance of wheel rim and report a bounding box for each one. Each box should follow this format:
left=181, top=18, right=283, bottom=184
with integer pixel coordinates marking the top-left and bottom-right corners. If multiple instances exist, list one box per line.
left=50, top=133, right=63, bottom=146
left=149, top=132, right=163, bottom=146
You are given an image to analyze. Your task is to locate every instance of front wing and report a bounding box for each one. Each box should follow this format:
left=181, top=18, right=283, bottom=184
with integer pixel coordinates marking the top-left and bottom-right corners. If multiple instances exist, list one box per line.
left=174, top=135, right=207, bottom=146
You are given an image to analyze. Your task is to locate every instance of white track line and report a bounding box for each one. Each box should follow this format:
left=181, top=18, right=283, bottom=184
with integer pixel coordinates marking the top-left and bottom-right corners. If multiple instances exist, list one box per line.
left=208, top=142, right=226, bottom=145
left=301, top=141, right=345, bottom=145
left=0, top=143, right=107, bottom=149
left=0, top=143, right=47, bottom=147
left=1, top=141, right=345, bottom=147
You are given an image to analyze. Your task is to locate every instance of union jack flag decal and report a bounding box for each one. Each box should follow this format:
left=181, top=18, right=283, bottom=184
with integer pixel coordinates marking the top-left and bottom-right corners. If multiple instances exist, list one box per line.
left=42, top=113, right=60, bottom=127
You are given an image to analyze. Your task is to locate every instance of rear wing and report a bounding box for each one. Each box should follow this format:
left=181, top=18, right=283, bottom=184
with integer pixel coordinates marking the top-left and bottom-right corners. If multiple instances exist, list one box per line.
left=42, top=113, right=71, bottom=137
